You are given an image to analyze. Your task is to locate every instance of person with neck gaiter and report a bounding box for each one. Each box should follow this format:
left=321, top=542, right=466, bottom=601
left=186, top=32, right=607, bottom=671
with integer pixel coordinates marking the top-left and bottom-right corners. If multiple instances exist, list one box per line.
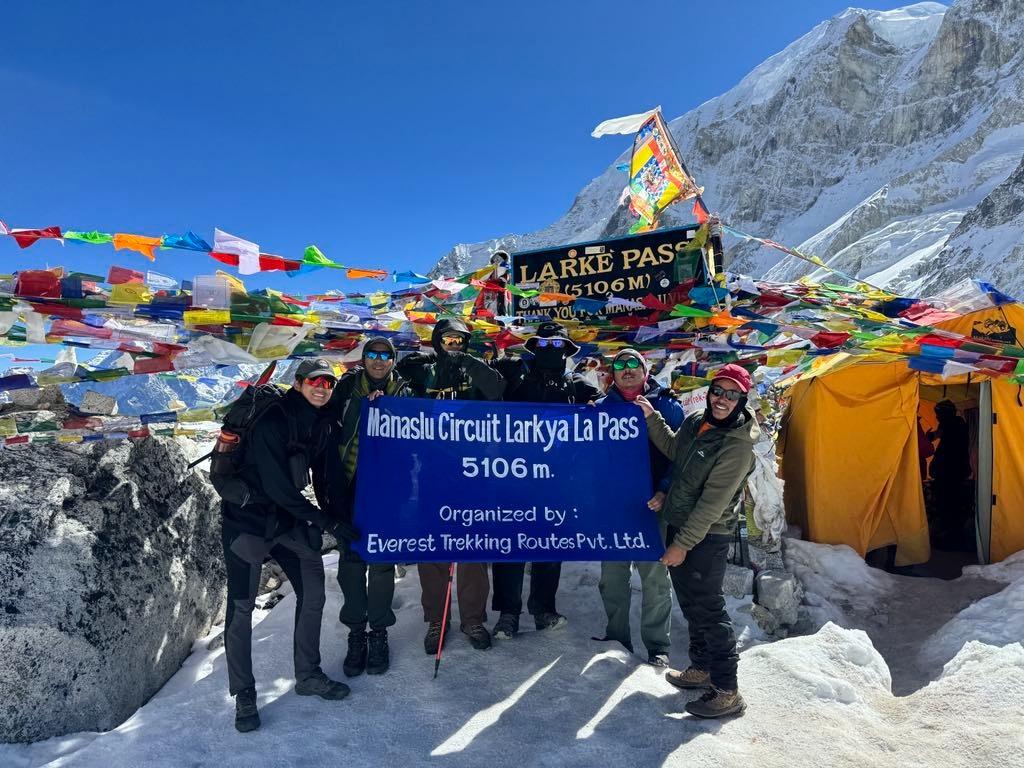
left=635, top=363, right=758, bottom=720
left=593, top=349, right=683, bottom=666
left=325, top=337, right=413, bottom=678
left=490, top=321, right=599, bottom=640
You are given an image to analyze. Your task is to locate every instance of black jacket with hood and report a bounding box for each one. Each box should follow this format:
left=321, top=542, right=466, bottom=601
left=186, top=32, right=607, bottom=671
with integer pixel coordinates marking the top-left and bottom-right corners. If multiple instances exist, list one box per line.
left=222, top=387, right=336, bottom=541
left=397, top=318, right=505, bottom=401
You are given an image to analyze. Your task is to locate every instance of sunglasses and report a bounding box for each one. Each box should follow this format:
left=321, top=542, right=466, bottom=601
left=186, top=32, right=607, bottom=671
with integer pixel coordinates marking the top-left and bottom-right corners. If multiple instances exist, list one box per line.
left=441, top=335, right=466, bottom=346
left=709, top=383, right=744, bottom=401
left=365, top=350, right=394, bottom=361
left=305, top=376, right=337, bottom=390
left=612, top=357, right=643, bottom=371
left=535, top=338, right=565, bottom=348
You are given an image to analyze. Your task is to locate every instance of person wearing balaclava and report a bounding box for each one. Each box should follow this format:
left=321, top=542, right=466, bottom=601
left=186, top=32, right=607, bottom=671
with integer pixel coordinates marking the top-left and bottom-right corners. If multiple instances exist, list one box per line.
left=489, top=321, right=599, bottom=642
left=635, top=363, right=758, bottom=719
left=592, top=349, right=683, bottom=667
left=396, top=318, right=505, bottom=654
left=324, top=337, right=413, bottom=679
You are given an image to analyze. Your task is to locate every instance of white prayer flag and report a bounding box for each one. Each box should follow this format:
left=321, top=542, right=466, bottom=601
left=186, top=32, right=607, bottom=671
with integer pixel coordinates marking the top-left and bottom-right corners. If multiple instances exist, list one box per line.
left=214, top=228, right=261, bottom=275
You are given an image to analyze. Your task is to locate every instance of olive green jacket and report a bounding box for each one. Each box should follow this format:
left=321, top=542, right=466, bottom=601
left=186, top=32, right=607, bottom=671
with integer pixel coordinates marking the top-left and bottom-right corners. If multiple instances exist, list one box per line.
left=646, top=406, right=758, bottom=550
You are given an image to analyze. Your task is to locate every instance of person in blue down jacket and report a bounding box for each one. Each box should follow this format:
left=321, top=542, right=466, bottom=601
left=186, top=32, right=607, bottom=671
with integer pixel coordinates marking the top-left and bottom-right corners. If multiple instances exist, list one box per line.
left=593, top=348, right=683, bottom=667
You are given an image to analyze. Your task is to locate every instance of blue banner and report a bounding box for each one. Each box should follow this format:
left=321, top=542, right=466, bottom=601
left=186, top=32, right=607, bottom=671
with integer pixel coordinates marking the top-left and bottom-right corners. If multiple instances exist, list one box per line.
left=352, top=397, right=665, bottom=562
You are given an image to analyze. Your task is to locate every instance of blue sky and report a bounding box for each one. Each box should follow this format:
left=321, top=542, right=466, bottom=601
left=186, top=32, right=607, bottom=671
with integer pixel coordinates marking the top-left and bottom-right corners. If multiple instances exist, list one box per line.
left=2, top=1, right=922, bottom=364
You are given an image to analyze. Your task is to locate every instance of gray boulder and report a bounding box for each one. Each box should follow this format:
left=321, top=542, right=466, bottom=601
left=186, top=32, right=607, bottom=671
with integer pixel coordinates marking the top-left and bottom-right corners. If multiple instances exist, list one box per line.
left=0, top=437, right=226, bottom=743
left=755, top=570, right=803, bottom=628
left=723, top=564, right=755, bottom=598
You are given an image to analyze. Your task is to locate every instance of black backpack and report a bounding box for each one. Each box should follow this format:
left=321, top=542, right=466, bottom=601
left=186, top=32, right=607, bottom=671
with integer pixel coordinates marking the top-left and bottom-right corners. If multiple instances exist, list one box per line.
left=189, top=383, right=299, bottom=506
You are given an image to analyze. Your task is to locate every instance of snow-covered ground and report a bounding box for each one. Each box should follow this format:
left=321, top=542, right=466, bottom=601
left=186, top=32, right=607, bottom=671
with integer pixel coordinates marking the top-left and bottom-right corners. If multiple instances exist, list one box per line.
left=3, top=548, right=1024, bottom=768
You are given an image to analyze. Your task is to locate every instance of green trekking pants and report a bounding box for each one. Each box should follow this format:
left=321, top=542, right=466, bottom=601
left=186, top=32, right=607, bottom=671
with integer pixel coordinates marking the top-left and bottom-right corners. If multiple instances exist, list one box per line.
left=598, top=559, right=672, bottom=655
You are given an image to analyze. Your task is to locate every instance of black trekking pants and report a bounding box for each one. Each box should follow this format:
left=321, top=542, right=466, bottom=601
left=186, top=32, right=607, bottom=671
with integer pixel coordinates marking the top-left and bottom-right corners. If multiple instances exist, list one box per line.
left=667, top=532, right=738, bottom=691
left=490, top=561, right=562, bottom=616
left=222, top=523, right=326, bottom=696
left=336, top=545, right=396, bottom=632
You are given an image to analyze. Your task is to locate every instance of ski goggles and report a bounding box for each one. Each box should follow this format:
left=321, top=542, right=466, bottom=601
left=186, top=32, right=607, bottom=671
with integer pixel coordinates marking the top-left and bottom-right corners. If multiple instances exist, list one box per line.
left=612, top=357, right=643, bottom=371
left=305, top=376, right=337, bottom=390
left=709, top=384, right=744, bottom=401
left=534, top=338, right=565, bottom=348
left=441, top=334, right=467, bottom=346
left=364, top=349, right=394, bottom=361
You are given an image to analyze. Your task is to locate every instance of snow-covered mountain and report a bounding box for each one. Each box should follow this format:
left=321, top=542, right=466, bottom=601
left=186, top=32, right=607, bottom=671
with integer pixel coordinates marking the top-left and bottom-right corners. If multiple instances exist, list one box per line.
left=61, top=350, right=266, bottom=415
left=431, top=0, right=1024, bottom=297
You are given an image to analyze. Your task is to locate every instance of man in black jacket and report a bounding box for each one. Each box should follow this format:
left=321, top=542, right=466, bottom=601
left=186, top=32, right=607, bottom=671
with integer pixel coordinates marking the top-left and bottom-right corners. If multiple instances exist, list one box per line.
left=397, top=318, right=505, bottom=653
left=221, top=359, right=354, bottom=733
left=490, top=321, right=599, bottom=640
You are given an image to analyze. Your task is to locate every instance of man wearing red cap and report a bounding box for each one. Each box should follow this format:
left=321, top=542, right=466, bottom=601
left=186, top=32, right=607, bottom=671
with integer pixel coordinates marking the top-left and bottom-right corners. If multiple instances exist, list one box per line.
left=636, top=363, right=758, bottom=719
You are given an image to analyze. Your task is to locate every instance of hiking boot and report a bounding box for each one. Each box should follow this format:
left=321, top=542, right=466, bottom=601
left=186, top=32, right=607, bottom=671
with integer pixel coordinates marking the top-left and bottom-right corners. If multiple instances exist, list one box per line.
left=424, top=621, right=449, bottom=655
left=648, top=652, right=670, bottom=668
left=343, top=630, right=368, bottom=678
left=234, top=687, right=260, bottom=733
left=534, top=612, right=568, bottom=631
left=492, top=612, right=520, bottom=640
left=462, top=623, right=492, bottom=650
left=685, top=687, right=746, bottom=719
left=665, top=666, right=711, bottom=690
left=366, top=629, right=390, bottom=675
left=295, top=670, right=351, bottom=701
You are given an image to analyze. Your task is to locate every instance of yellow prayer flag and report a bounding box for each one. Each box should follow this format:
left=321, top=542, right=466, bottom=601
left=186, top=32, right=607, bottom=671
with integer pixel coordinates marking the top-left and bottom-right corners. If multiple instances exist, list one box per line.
left=0, top=416, right=17, bottom=437
left=178, top=408, right=216, bottom=423
left=184, top=309, right=232, bottom=327
left=765, top=349, right=806, bottom=367
left=216, top=270, right=247, bottom=296
left=109, top=283, right=153, bottom=305
left=35, top=374, right=79, bottom=386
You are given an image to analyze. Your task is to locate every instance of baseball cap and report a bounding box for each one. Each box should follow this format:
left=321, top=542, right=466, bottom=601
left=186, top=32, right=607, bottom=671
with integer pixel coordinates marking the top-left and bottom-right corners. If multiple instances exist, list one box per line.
left=294, top=358, right=339, bottom=381
left=712, top=363, right=753, bottom=393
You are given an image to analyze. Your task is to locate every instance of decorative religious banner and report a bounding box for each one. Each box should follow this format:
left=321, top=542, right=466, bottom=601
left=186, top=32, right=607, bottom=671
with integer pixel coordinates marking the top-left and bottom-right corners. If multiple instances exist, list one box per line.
left=511, top=224, right=708, bottom=320
left=626, top=110, right=702, bottom=231
left=351, top=397, right=665, bottom=562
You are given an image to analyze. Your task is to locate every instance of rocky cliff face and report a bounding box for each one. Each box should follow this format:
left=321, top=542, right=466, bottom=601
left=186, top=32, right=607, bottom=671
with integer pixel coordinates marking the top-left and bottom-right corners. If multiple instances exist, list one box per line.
left=0, top=437, right=225, bottom=743
left=921, top=154, right=1024, bottom=293
left=431, top=0, right=1024, bottom=297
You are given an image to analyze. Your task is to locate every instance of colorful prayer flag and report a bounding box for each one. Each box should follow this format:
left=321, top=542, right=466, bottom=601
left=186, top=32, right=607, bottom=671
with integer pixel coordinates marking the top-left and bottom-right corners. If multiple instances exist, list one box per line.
left=626, top=111, right=701, bottom=229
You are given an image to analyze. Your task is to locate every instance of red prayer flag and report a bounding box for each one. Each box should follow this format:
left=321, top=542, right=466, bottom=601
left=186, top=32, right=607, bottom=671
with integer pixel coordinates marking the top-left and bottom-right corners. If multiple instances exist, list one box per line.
left=9, top=226, right=62, bottom=249
left=810, top=331, right=851, bottom=349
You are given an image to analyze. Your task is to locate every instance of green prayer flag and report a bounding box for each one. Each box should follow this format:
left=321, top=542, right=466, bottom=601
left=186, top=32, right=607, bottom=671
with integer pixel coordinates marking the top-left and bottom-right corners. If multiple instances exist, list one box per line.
left=303, top=245, right=341, bottom=268
left=64, top=230, right=114, bottom=245
left=670, top=304, right=714, bottom=318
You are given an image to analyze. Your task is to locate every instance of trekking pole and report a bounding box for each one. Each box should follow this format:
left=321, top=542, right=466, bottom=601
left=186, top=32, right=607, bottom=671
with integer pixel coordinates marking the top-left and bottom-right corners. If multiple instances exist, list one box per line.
left=433, top=562, right=456, bottom=679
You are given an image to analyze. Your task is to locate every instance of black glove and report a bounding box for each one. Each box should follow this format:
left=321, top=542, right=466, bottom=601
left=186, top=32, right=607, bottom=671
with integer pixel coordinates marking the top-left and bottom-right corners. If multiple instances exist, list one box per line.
left=442, top=350, right=465, bottom=366
left=332, top=519, right=362, bottom=544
